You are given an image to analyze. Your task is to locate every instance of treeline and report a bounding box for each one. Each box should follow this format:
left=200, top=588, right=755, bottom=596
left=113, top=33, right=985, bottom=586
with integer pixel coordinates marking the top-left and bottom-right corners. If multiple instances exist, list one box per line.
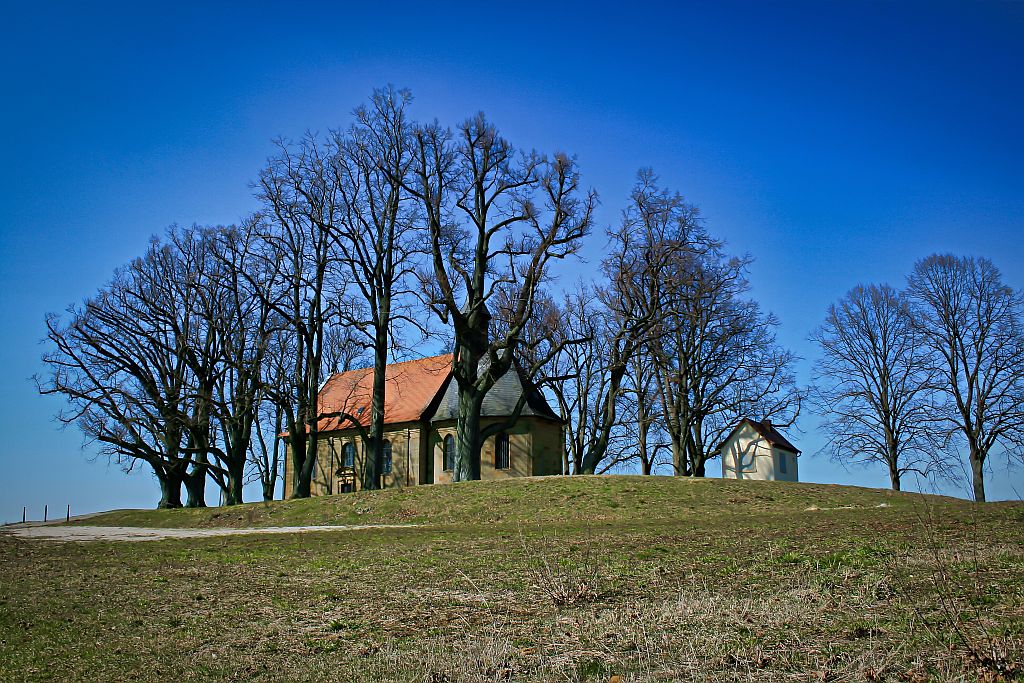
left=37, top=87, right=1022, bottom=506
left=810, top=256, right=1024, bottom=502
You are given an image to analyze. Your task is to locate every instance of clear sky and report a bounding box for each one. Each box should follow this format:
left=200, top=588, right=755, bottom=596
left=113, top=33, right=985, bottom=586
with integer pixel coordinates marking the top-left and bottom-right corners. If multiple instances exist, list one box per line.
left=1, top=1, right=1022, bottom=521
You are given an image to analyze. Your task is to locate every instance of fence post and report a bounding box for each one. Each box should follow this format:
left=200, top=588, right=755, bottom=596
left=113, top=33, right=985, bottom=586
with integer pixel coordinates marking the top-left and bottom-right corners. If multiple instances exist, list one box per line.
left=22, top=507, right=26, bottom=524
left=66, top=504, right=70, bottom=522
left=44, top=505, right=47, bottom=522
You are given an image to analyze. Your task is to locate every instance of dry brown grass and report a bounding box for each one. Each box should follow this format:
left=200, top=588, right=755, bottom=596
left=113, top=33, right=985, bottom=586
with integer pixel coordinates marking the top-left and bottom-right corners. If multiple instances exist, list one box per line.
left=1, top=478, right=1022, bottom=682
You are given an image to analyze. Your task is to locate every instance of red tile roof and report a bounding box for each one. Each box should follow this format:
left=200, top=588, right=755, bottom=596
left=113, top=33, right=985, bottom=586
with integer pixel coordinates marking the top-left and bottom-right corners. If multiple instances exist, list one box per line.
left=316, top=354, right=453, bottom=432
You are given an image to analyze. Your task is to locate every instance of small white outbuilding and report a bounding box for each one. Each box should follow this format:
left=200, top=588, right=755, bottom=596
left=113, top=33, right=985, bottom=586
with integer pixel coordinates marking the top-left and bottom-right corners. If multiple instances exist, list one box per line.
left=717, top=418, right=800, bottom=482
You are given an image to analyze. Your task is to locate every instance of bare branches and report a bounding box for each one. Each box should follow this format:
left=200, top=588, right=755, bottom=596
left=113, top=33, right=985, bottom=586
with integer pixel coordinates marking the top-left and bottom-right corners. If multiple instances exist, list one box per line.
left=327, top=86, right=428, bottom=489
left=906, top=254, right=1024, bottom=501
left=408, top=113, right=594, bottom=480
left=810, top=284, right=938, bottom=490
left=38, top=232, right=219, bottom=508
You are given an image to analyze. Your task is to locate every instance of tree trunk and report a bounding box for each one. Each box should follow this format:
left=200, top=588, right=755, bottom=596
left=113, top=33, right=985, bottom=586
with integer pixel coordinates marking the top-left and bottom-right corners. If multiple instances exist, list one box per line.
left=670, top=435, right=687, bottom=476
left=582, top=364, right=629, bottom=474
left=888, top=454, right=901, bottom=491
left=156, top=468, right=184, bottom=509
left=183, top=450, right=208, bottom=507
left=688, top=423, right=707, bottom=478
left=455, top=388, right=484, bottom=481
left=263, top=412, right=283, bottom=501
left=970, top=448, right=986, bottom=502
left=225, top=456, right=245, bottom=505
left=297, top=432, right=318, bottom=498
left=363, top=325, right=389, bottom=490
left=638, top=417, right=651, bottom=475
left=289, top=426, right=312, bottom=499
left=183, top=470, right=207, bottom=508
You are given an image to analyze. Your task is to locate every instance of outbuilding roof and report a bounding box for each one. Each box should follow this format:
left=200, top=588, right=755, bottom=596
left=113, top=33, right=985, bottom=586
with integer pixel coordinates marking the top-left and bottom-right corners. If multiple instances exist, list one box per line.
left=717, top=418, right=801, bottom=455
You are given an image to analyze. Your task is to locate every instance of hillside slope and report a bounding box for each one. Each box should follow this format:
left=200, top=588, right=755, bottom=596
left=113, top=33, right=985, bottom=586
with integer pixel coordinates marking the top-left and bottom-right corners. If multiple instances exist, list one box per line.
left=72, top=475, right=970, bottom=529
left=3, top=476, right=1021, bottom=682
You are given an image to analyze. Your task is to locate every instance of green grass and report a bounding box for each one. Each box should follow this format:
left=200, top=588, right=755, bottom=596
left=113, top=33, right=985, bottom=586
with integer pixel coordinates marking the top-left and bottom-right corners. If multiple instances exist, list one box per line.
left=2, top=476, right=1022, bottom=682
left=72, top=475, right=941, bottom=529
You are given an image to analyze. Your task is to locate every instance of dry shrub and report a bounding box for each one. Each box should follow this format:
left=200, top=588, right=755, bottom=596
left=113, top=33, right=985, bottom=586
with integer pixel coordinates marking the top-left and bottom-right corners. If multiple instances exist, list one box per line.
left=362, top=629, right=530, bottom=682
left=897, top=497, right=1024, bottom=682
left=518, top=527, right=612, bottom=608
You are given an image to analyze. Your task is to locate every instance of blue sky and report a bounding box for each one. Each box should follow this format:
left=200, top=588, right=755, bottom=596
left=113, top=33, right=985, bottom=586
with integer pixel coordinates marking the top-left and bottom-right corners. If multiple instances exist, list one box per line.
left=1, top=1, right=1022, bottom=520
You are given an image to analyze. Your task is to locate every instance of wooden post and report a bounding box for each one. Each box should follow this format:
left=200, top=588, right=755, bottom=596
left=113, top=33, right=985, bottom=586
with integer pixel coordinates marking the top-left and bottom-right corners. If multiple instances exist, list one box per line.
left=22, top=507, right=26, bottom=524
left=66, top=504, right=70, bottom=522
left=44, top=504, right=48, bottom=522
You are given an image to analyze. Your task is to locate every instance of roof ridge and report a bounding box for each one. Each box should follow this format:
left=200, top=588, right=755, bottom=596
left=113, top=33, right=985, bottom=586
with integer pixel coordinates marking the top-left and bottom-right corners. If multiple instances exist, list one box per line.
left=326, top=352, right=453, bottom=380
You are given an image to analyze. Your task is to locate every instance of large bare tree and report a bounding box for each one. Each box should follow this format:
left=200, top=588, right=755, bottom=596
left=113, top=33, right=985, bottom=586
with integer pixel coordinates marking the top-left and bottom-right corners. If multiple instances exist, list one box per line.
left=617, top=346, right=666, bottom=475
left=329, top=86, right=425, bottom=489
left=38, top=237, right=202, bottom=507
left=408, top=114, right=595, bottom=480
left=185, top=222, right=278, bottom=505
left=651, top=250, right=802, bottom=477
left=254, top=137, right=342, bottom=498
left=810, top=284, right=935, bottom=490
left=907, top=255, right=1024, bottom=502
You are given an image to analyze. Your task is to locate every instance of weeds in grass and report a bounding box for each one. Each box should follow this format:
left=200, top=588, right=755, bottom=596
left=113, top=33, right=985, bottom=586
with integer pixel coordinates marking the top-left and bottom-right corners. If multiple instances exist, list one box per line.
left=518, top=527, right=611, bottom=608
left=897, top=493, right=1024, bottom=681
left=4, top=478, right=1022, bottom=682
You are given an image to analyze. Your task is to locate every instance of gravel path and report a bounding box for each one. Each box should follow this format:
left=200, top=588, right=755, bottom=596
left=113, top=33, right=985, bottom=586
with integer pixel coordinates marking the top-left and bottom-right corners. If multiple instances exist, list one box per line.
left=2, top=523, right=417, bottom=542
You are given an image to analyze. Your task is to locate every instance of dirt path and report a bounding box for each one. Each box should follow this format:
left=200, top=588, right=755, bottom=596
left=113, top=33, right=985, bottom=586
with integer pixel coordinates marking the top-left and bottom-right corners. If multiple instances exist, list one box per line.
left=2, top=523, right=418, bottom=543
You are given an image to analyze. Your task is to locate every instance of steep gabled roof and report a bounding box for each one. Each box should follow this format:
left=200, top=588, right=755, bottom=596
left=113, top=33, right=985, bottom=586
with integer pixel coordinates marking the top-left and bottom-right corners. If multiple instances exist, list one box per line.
left=314, top=352, right=561, bottom=434
left=428, top=359, right=561, bottom=423
left=716, top=418, right=801, bottom=455
left=316, top=354, right=453, bottom=431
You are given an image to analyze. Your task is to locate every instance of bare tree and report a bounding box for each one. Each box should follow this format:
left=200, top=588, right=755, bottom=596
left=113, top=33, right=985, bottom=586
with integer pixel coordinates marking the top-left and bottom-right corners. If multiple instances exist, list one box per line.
left=618, top=346, right=667, bottom=475
left=651, top=249, right=802, bottom=477
left=254, top=136, right=342, bottom=498
left=407, top=114, right=595, bottom=480
left=247, top=396, right=283, bottom=501
left=543, top=287, right=608, bottom=475
left=907, top=255, right=1024, bottom=502
left=577, top=170, right=719, bottom=475
left=809, top=284, right=936, bottom=490
left=38, top=238, right=201, bottom=508
left=188, top=222, right=278, bottom=505
left=245, top=324, right=294, bottom=501
left=329, top=86, right=426, bottom=489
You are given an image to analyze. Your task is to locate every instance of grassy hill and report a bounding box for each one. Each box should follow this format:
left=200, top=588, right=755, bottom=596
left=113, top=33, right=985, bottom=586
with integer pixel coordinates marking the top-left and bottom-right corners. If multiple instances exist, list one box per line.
left=2, top=476, right=1022, bottom=682
left=73, top=475, right=959, bottom=529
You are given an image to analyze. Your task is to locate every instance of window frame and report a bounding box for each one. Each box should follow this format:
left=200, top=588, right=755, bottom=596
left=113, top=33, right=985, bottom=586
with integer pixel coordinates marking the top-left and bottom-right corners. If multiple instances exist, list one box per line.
left=443, top=435, right=455, bottom=472
left=382, top=439, right=393, bottom=475
left=342, top=442, right=355, bottom=469
left=778, top=451, right=787, bottom=474
left=494, top=432, right=510, bottom=470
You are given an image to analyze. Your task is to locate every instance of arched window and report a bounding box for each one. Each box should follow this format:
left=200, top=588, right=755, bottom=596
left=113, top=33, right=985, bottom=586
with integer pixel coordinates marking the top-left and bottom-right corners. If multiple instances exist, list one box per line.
left=382, top=440, right=393, bottom=475
left=495, top=433, right=510, bottom=470
left=443, top=434, right=456, bottom=472
left=343, top=442, right=355, bottom=468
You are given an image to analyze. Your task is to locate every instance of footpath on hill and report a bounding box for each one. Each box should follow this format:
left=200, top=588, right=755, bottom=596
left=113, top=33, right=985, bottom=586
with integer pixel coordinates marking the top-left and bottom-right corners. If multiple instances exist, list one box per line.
left=2, top=523, right=418, bottom=542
